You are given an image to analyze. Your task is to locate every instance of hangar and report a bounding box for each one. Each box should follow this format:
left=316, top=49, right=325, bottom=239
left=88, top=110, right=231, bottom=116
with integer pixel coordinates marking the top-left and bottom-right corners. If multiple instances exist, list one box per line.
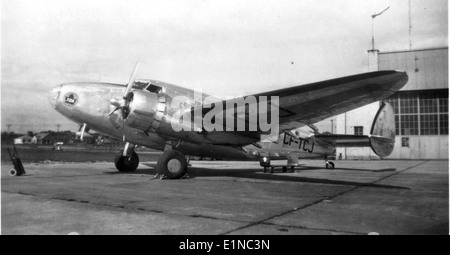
left=334, top=47, right=448, bottom=160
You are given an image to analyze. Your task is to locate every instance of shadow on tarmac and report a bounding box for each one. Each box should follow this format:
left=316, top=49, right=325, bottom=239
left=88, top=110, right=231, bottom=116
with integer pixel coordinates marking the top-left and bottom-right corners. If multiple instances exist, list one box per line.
left=105, top=163, right=408, bottom=190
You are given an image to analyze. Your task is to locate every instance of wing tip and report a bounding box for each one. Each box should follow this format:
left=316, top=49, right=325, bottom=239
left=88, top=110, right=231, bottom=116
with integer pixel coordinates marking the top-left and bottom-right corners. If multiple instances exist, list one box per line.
left=370, top=70, right=409, bottom=91
left=392, top=70, right=409, bottom=90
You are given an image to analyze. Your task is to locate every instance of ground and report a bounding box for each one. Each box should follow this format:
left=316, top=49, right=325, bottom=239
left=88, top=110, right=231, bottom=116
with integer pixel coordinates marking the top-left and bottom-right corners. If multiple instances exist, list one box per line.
left=1, top=159, right=448, bottom=235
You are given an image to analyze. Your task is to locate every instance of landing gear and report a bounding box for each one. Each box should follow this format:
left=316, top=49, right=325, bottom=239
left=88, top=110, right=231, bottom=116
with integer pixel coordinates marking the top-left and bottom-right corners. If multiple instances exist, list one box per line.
left=114, top=149, right=139, bottom=172
left=325, top=160, right=335, bottom=169
left=156, top=150, right=188, bottom=179
left=263, top=166, right=275, bottom=173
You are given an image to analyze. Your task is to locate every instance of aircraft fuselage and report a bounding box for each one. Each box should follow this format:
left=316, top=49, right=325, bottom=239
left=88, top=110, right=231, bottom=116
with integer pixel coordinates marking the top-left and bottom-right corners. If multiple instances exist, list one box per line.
left=49, top=82, right=335, bottom=161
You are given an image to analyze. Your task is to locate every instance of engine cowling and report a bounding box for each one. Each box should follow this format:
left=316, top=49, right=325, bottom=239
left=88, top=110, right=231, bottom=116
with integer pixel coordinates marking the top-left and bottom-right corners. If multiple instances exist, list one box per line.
left=124, top=90, right=167, bottom=132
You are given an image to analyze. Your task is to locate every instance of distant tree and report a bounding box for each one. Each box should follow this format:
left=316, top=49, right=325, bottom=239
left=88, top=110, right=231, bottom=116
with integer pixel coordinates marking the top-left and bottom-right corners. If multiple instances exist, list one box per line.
left=27, top=131, right=34, bottom=137
left=41, top=130, right=55, bottom=134
left=1, top=131, right=23, bottom=144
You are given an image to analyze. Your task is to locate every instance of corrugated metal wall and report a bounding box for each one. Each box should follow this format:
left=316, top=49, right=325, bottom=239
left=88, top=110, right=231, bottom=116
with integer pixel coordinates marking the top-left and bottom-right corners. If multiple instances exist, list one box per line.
left=379, top=48, right=448, bottom=90
left=379, top=48, right=448, bottom=159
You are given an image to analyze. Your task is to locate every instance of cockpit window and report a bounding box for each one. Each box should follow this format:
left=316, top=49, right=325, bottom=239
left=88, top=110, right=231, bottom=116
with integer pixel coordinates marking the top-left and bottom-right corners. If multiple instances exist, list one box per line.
left=146, top=84, right=163, bottom=93
left=132, top=81, right=165, bottom=94
left=132, top=81, right=150, bottom=90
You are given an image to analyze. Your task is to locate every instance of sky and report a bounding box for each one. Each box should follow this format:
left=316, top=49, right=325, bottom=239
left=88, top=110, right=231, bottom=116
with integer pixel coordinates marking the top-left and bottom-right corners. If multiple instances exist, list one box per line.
left=1, top=0, right=448, bottom=133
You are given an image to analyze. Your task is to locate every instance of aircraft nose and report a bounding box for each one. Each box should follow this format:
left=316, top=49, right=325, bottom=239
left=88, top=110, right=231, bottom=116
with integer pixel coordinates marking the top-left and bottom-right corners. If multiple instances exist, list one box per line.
left=49, top=85, right=61, bottom=109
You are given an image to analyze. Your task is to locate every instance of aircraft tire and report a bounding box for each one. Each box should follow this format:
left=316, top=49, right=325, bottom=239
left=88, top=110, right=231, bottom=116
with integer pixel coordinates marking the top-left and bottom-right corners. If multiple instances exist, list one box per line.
left=114, top=150, right=139, bottom=172
left=325, top=161, right=335, bottom=169
left=156, top=150, right=187, bottom=179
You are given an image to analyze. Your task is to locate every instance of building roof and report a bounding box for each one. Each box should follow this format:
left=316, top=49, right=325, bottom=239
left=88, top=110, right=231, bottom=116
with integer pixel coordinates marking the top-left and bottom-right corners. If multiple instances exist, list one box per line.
left=34, top=133, right=49, bottom=139
left=379, top=47, right=448, bottom=55
left=15, top=135, right=33, bottom=140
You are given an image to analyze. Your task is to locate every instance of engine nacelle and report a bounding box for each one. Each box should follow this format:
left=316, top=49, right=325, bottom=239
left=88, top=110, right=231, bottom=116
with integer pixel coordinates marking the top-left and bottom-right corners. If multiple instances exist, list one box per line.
left=125, top=90, right=167, bottom=132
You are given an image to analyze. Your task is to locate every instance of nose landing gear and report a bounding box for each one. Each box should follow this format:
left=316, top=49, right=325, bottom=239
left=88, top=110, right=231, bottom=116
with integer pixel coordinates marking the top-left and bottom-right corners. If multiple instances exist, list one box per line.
left=114, top=149, right=139, bottom=172
left=114, top=142, right=139, bottom=172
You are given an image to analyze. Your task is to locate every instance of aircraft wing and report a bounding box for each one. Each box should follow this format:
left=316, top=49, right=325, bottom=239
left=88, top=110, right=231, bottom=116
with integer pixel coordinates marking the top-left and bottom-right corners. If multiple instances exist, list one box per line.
left=185, top=70, right=407, bottom=145
left=252, top=70, right=407, bottom=131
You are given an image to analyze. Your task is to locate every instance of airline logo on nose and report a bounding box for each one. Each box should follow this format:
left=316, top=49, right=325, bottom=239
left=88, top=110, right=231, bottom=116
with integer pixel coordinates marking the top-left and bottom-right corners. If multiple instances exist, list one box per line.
left=64, top=93, right=78, bottom=106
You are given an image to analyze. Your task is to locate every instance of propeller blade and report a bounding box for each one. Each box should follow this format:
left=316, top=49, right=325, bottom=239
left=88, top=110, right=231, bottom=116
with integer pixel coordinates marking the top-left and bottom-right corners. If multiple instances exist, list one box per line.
left=107, top=107, right=120, bottom=116
left=117, top=60, right=140, bottom=142
left=80, top=123, right=87, bottom=141
left=124, top=61, right=140, bottom=98
left=122, top=109, right=126, bottom=142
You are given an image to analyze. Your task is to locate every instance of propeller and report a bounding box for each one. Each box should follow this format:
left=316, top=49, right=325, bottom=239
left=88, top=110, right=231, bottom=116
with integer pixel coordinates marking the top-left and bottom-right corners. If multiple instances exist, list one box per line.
left=108, top=61, right=140, bottom=141
left=78, top=123, right=90, bottom=141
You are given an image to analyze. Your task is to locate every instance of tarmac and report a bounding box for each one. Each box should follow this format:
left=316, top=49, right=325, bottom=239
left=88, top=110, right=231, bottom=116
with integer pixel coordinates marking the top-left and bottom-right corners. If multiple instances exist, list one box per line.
left=1, top=159, right=448, bottom=235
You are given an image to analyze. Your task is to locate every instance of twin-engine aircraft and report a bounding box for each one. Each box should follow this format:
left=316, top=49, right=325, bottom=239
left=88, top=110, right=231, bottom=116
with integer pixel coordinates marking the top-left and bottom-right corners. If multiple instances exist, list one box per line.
left=49, top=63, right=408, bottom=179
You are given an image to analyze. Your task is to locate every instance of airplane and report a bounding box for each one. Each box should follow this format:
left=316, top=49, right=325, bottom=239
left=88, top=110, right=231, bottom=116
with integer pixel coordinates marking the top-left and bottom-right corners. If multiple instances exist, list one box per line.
left=48, top=63, right=408, bottom=179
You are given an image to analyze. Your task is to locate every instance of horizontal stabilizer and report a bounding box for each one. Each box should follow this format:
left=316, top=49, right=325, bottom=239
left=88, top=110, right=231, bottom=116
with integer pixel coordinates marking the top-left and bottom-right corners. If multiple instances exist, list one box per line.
left=314, top=103, right=396, bottom=158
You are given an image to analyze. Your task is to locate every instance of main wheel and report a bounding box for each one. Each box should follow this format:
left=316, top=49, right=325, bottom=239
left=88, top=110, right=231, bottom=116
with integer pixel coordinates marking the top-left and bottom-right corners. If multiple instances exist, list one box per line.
left=156, top=150, right=187, bottom=179
left=325, top=161, right=335, bottom=169
left=114, top=150, right=139, bottom=172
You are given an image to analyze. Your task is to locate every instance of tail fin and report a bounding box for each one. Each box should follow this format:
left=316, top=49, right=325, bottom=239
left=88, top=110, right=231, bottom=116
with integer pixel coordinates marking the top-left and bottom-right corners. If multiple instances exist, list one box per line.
left=369, top=102, right=396, bottom=157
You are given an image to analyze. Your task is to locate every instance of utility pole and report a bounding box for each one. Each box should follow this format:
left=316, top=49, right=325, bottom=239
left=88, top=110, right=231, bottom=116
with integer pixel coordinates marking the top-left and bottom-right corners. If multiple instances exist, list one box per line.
left=7, top=124, right=11, bottom=133
left=56, top=124, right=61, bottom=132
left=330, top=119, right=334, bottom=134
left=409, top=0, right=412, bottom=50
